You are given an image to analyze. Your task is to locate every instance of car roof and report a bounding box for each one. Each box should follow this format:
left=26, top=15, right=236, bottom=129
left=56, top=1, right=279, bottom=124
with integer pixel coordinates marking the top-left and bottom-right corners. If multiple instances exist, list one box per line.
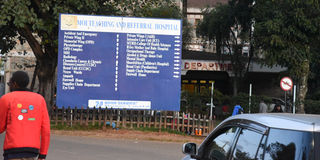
left=225, top=113, right=320, bottom=132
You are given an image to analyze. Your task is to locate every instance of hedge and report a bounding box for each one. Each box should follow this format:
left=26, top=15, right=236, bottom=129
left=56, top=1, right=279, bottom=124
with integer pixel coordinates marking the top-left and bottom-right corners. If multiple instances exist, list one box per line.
left=304, top=100, right=320, bottom=114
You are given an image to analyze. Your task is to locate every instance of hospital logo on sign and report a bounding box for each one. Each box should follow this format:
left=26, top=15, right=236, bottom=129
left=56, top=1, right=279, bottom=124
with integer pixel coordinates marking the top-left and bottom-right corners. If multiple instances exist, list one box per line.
left=61, top=15, right=77, bottom=30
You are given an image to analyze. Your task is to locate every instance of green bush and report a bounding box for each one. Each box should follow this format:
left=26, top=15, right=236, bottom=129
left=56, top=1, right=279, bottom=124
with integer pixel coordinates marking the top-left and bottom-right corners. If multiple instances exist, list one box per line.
left=227, top=93, right=272, bottom=114
left=304, top=99, right=320, bottom=114
left=180, top=88, right=237, bottom=115
left=181, top=90, right=274, bottom=115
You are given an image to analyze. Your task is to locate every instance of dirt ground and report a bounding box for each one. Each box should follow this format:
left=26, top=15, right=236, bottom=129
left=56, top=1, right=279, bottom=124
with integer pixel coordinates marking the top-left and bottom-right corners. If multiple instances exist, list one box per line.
left=52, top=129, right=205, bottom=144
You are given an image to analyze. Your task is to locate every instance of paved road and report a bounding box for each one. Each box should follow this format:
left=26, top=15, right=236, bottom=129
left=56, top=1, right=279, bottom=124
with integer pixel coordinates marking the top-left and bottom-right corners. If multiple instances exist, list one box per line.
left=0, top=133, right=185, bottom=160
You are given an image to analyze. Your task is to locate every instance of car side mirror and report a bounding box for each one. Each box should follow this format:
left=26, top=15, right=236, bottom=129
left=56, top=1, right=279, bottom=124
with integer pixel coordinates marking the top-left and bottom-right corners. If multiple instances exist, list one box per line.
left=182, top=143, right=197, bottom=155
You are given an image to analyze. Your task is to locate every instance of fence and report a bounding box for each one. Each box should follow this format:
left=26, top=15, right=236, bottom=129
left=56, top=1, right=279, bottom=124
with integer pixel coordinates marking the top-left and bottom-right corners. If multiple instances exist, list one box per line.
left=50, top=107, right=216, bottom=135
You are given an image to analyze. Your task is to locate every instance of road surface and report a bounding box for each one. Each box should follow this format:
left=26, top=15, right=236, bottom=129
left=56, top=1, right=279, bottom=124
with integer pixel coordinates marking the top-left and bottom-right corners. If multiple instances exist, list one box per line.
left=0, top=133, right=185, bottom=160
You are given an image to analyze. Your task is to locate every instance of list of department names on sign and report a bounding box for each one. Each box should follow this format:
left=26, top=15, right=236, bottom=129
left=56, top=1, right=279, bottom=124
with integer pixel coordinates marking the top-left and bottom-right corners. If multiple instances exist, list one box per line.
left=62, top=31, right=102, bottom=90
left=125, top=33, right=181, bottom=78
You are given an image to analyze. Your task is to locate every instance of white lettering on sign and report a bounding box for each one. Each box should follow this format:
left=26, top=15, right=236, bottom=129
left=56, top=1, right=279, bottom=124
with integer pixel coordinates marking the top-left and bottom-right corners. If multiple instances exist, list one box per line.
left=88, top=100, right=151, bottom=109
left=182, top=60, right=232, bottom=71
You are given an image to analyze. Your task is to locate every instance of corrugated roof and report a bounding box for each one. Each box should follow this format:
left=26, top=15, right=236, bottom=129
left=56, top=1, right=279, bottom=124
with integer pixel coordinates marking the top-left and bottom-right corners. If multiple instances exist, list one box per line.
left=187, top=0, right=229, bottom=8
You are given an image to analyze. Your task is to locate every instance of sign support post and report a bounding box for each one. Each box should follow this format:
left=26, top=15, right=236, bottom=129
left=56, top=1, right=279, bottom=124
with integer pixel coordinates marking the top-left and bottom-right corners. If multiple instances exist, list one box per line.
left=284, top=91, right=287, bottom=111
left=210, top=82, right=214, bottom=120
left=293, top=85, right=296, bottom=114
left=249, top=83, right=252, bottom=114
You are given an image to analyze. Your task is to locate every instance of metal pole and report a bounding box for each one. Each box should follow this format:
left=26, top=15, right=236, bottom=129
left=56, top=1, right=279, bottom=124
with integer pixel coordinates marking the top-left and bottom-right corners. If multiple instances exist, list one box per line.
left=70, top=109, right=73, bottom=127
left=210, top=82, right=214, bottom=120
left=293, top=85, right=296, bottom=114
left=249, top=84, right=252, bottom=114
left=284, top=91, right=287, bottom=112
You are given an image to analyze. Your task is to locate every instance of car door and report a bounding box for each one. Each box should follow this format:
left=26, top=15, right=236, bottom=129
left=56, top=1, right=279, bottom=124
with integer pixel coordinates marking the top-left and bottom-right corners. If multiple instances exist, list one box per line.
left=194, top=120, right=267, bottom=160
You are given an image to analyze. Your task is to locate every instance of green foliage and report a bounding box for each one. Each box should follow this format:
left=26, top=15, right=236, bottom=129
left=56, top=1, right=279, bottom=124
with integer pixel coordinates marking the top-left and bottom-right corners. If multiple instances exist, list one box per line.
left=307, top=90, right=320, bottom=100
left=0, top=0, right=188, bottom=60
left=0, top=0, right=122, bottom=107
left=181, top=88, right=230, bottom=115
left=197, top=0, right=254, bottom=52
left=137, top=2, right=192, bottom=49
left=0, top=25, right=17, bottom=54
left=229, top=93, right=272, bottom=113
left=51, top=122, right=104, bottom=130
left=304, top=99, right=320, bottom=114
left=197, top=5, right=232, bottom=44
left=0, top=0, right=190, bottom=106
left=181, top=90, right=276, bottom=116
left=253, top=0, right=320, bottom=113
left=133, top=127, right=187, bottom=136
left=253, top=0, right=320, bottom=76
left=197, top=0, right=254, bottom=95
left=116, top=0, right=175, bottom=17
left=308, top=39, right=320, bottom=94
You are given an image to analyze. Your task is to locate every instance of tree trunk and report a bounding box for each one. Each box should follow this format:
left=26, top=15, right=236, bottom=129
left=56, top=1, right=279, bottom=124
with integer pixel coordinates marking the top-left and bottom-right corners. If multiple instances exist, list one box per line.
left=182, top=0, right=188, bottom=19
left=233, top=77, right=238, bottom=96
left=30, top=61, right=39, bottom=91
left=18, top=25, right=57, bottom=112
left=297, top=60, right=309, bottom=113
left=37, top=58, right=57, bottom=112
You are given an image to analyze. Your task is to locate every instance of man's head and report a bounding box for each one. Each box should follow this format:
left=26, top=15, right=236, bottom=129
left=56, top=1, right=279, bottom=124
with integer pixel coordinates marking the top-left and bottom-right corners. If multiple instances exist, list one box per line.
left=8, top=71, right=29, bottom=91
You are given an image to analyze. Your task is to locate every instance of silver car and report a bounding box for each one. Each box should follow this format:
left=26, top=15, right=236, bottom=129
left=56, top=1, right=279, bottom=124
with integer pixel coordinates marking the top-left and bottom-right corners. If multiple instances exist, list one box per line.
left=182, top=114, right=320, bottom=160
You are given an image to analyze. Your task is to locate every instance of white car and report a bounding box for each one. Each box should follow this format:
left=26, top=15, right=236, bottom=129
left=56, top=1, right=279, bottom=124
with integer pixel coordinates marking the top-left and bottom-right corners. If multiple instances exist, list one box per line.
left=182, top=113, right=320, bottom=160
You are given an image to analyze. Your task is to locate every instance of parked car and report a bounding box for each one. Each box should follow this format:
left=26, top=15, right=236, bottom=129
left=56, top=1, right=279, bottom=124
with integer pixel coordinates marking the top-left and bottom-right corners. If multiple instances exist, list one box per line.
left=182, top=113, right=320, bottom=160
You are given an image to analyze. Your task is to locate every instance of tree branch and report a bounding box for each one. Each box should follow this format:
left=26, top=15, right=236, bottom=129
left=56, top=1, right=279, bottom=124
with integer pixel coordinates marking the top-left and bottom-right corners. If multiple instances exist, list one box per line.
left=18, top=25, right=44, bottom=59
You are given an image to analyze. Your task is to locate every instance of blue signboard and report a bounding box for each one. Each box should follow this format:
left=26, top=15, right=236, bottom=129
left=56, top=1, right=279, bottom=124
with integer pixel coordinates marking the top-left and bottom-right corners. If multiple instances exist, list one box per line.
left=57, top=14, right=182, bottom=111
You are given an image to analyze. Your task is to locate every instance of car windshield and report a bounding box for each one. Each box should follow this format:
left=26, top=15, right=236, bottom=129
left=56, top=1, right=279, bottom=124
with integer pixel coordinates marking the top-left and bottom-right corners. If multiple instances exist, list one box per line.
left=264, top=128, right=316, bottom=160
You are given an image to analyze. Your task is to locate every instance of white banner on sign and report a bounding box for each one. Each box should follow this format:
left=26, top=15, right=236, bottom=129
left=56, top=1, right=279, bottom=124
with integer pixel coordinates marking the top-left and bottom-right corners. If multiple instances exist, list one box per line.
left=60, top=14, right=181, bottom=35
left=88, top=99, right=151, bottom=109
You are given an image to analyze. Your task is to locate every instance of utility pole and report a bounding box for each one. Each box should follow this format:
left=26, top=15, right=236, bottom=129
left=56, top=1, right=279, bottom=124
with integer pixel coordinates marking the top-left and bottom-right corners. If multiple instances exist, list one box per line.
left=182, top=0, right=187, bottom=19
left=249, top=83, right=252, bottom=114
left=210, top=82, right=214, bottom=120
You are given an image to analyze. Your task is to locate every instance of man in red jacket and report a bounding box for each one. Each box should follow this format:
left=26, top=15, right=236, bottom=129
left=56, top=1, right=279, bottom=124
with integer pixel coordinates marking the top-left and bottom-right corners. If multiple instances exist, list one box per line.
left=0, top=71, right=50, bottom=160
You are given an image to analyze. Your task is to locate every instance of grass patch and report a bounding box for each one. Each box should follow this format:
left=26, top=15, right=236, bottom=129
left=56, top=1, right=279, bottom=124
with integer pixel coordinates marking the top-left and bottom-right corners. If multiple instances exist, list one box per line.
left=51, top=119, right=223, bottom=136
left=51, top=122, right=109, bottom=130
left=126, top=127, right=188, bottom=136
left=51, top=122, right=189, bottom=136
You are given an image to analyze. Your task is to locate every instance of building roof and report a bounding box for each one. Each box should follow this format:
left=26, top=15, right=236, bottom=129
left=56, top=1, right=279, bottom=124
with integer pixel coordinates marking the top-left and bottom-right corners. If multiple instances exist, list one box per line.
left=226, top=113, right=320, bottom=132
left=187, top=0, right=228, bottom=8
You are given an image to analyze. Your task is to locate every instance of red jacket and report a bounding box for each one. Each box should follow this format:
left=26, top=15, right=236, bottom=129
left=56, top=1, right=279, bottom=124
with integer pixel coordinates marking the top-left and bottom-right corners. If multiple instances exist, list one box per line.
left=0, top=91, right=50, bottom=159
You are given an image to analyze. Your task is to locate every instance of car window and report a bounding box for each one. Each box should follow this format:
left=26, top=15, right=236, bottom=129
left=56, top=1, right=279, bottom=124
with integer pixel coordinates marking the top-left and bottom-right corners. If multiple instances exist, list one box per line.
left=201, top=127, right=238, bottom=160
left=264, top=128, right=313, bottom=160
left=232, top=128, right=264, bottom=160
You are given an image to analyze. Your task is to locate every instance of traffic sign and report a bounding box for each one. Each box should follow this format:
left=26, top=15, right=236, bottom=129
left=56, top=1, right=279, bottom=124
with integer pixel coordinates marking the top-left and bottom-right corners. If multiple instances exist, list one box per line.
left=280, top=77, right=293, bottom=91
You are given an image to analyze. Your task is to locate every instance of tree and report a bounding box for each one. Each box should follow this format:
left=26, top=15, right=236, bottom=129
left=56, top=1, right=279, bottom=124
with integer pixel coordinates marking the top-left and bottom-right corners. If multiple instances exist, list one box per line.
left=197, top=0, right=254, bottom=95
left=307, top=39, right=320, bottom=98
left=253, top=0, right=320, bottom=113
left=0, top=0, right=190, bottom=110
left=116, top=0, right=192, bottom=48
left=0, top=0, right=120, bottom=110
